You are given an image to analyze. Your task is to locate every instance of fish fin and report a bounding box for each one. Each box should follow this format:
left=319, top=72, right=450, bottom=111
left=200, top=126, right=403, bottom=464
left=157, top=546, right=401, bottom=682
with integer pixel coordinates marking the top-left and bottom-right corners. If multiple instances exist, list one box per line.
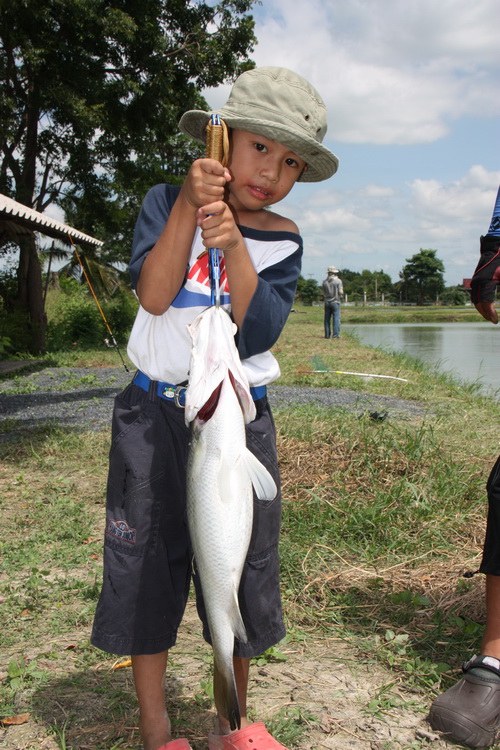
left=213, top=660, right=241, bottom=731
left=244, top=449, right=277, bottom=501
left=228, top=370, right=256, bottom=423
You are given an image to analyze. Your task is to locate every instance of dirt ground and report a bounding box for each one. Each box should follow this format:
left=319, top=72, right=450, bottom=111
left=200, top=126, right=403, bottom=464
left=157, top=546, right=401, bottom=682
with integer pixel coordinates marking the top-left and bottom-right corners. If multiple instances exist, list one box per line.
left=1, top=597, right=457, bottom=750
left=0, top=367, right=470, bottom=749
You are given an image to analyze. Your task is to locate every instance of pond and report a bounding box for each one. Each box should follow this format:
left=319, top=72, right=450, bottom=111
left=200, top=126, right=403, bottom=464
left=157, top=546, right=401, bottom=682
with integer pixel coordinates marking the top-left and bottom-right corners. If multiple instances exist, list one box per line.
left=343, top=322, right=500, bottom=396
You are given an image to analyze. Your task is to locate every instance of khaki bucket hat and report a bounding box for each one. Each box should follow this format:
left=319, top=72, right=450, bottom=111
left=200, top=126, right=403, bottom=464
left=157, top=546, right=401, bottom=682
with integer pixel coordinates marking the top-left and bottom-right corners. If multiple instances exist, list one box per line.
left=178, top=66, right=339, bottom=183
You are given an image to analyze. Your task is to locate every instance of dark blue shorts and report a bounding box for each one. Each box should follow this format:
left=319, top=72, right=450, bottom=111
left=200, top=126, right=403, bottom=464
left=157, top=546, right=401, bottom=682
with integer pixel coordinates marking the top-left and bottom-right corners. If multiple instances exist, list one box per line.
left=480, top=455, right=500, bottom=575
left=91, top=381, right=285, bottom=656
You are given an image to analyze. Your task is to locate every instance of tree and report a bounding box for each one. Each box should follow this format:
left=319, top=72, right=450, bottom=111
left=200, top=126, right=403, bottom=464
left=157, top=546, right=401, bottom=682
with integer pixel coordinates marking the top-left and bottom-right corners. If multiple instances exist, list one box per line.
left=399, top=249, right=445, bottom=305
left=0, top=0, right=256, bottom=353
left=440, top=285, right=469, bottom=306
left=339, top=268, right=394, bottom=302
left=296, top=276, right=322, bottom=305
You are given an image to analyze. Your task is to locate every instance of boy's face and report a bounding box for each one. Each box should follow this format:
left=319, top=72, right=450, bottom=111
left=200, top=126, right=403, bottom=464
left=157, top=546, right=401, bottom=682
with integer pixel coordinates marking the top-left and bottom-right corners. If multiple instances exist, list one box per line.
left=226, top=129, right=307, bottom=214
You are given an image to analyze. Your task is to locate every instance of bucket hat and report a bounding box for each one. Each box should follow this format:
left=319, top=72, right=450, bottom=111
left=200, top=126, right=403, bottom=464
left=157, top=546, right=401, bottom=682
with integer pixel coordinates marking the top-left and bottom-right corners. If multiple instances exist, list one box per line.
left=178, top=66, right=338, bottom=183
left=328, top=266, right=339, bottom=274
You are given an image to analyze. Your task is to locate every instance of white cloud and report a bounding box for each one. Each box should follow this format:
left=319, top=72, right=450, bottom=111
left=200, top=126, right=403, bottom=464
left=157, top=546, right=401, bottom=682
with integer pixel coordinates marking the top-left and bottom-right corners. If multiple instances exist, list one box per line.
left=277, top=168, right=500, bottom=284
left=200, top=0, right=498, bottom=287
left=246, top=0, right=500, bottom=146
left=410, top=167, right=500, bottom=226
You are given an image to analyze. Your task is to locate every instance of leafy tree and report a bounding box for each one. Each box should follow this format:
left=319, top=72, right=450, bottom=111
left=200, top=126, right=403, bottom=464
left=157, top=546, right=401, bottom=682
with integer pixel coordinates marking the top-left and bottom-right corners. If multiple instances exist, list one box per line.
left=340, top=268, right=394, bottom=302
left=399, top=249, right=445, bottom=305
left=296, top=276, right=322, bottom=305
left=440, top=285, right=469, bottom=306
left=0, top=0, right=256, bottom=353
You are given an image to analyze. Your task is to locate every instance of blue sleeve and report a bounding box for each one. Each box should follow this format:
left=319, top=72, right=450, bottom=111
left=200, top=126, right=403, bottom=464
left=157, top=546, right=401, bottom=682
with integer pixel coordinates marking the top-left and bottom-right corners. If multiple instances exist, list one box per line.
left=129, top=184, right=181, bottom=289
left=237, top=244, right=302, bottom=359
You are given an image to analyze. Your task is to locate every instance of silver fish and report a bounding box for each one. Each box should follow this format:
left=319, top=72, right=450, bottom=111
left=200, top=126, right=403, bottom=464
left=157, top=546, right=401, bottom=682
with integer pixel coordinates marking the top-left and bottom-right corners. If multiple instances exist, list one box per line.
left=185, top=306, right=277, bottom=730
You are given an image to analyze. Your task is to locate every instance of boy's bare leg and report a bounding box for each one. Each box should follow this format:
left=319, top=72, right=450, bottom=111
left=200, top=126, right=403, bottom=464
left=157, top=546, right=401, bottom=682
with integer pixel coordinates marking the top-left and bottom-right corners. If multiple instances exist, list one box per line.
left=216, top=656, right=251, bottom=734
left=132, top=651, right=171, bottom=750
left=481, top=574, right=500, bottom=658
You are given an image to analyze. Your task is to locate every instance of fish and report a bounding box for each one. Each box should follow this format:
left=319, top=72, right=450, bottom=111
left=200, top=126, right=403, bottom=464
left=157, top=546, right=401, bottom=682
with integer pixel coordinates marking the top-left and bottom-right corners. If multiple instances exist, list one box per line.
left=185, top=305, right=277, bottom=730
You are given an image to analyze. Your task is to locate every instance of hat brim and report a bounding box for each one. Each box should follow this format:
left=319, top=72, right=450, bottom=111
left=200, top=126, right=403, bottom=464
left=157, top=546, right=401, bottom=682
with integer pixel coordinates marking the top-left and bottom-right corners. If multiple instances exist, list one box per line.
left=179, top=109, right=338, bottom=183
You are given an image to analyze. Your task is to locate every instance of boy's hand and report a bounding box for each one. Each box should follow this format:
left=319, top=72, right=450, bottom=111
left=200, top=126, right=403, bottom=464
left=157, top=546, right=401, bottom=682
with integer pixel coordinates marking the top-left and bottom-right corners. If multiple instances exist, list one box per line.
left=470, top=235, right=500, bottom=324
left=182, top=159, right=231, bottom=210
left=197, top=201, right=243, bottom=253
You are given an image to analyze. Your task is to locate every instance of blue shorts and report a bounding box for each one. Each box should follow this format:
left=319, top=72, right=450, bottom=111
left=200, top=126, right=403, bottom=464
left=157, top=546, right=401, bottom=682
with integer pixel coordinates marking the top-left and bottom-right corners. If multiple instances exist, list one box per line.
left=480, top=455, right=500, bottom=576
left=91, top=380, right=285, bottom=656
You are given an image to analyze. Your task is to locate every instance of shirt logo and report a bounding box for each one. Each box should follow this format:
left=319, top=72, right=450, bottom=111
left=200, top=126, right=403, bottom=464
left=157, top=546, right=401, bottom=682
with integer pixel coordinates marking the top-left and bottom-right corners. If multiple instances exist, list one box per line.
left=171, top=251, right=230, bottom=308
left=188, top=251, right=229, bottom=291
left=107, top=519, right=136, bottom=544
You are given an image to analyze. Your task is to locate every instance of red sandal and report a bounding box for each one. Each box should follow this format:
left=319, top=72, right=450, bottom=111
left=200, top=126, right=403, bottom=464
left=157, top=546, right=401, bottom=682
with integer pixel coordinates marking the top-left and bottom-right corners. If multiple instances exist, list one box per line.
left=208, top=722, right=289, bottom=750
left=156, top=740, right=193, bottom=750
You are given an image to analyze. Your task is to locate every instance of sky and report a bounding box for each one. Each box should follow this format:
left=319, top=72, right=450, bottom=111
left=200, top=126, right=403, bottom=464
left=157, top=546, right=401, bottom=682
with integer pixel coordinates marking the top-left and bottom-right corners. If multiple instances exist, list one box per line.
left=204, top=0, right=500, bottom=285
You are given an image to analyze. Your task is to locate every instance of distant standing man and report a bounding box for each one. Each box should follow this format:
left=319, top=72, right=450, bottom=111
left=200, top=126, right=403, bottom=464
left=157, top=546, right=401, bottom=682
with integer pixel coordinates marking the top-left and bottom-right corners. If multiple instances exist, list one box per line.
left=322, top=266, right=343, bottom=338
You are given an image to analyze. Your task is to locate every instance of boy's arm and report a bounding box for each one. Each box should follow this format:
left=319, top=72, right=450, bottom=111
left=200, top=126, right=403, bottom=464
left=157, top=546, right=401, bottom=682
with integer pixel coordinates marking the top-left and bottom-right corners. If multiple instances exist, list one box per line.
left=129, top=184, right=180, bottom=289
left=236, top=245, right=302, bottom=359
left=196, top=200, right=258, bottom=329
left=132, top=160, right=230, bottom=315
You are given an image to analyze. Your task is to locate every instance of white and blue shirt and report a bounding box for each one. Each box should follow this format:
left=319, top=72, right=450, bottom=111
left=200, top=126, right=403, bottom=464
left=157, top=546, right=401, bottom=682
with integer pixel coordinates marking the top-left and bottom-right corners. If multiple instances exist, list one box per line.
left=127, top=184, right=303, bottom=387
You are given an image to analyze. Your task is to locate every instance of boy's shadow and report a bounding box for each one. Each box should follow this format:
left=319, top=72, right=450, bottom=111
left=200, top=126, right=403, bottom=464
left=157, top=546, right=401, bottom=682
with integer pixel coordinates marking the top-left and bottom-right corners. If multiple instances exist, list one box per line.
left=31, top=665, right=215, bottom=749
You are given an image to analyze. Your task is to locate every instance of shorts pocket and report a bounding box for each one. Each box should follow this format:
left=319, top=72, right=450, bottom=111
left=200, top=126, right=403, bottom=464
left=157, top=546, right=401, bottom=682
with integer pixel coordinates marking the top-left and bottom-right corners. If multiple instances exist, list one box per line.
left=104, top=393, right=166, bottom=557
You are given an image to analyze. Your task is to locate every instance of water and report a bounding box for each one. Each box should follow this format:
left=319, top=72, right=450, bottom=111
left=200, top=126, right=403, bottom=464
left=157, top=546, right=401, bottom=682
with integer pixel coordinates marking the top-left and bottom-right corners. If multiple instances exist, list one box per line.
left=343, top=322, right=500, bottom=396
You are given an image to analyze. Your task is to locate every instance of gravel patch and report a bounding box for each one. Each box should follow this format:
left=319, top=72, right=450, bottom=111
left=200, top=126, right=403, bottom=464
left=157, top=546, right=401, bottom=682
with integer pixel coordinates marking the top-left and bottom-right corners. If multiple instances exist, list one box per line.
left=0, top=366, right=428, bottom=442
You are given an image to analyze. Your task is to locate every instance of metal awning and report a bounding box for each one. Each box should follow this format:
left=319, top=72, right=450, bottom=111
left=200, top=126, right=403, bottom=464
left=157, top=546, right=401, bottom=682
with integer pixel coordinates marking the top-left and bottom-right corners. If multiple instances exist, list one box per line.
left=0, top=194, right=103, bottom=247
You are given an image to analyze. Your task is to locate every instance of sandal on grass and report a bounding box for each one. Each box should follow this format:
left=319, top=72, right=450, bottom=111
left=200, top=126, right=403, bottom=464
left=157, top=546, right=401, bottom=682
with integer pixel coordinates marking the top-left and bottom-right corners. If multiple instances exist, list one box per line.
left=156, top=740, right=193, bottom=750
left=429, top=655, right=500, bottom=747
left=208, top=722, right=289, bottom=750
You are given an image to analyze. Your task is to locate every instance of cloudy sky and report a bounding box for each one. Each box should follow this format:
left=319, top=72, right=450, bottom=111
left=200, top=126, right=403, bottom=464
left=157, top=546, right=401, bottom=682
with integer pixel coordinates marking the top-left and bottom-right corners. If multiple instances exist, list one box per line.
left=205, top=0, right=499, bottom=285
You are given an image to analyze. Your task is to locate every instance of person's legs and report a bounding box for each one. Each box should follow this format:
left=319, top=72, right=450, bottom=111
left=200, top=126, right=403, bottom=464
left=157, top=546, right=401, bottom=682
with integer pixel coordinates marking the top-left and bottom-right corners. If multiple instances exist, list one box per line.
left=481, top=574, right=500, bottom=657
left=332, top=301, right=341, bottom=338
left=428, top=457, right=500, bottom=747
left=132, top=652, right=171, bottom=750
left=324, top=303, right=331, bottom=338
left=92, top=386, right=192, bottom=749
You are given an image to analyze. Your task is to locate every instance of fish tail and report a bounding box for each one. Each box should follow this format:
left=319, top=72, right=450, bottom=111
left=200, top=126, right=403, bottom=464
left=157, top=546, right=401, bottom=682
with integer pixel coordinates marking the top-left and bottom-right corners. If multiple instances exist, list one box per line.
left=213, top=658, right=241, bottom=731
left=230, top=588, right=248, bottom=644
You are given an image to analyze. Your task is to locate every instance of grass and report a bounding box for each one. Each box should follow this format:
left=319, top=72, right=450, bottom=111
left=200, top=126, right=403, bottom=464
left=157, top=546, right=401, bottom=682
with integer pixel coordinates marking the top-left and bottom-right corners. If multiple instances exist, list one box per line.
left=1, top=304, right=499, bottom=748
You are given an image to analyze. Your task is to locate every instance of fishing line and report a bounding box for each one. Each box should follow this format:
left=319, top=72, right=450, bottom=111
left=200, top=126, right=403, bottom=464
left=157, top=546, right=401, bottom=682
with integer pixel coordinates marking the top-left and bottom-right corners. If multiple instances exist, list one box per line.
left=68, top=235, right=130, bottom=372
left=205, top=114, right=229, bottom=308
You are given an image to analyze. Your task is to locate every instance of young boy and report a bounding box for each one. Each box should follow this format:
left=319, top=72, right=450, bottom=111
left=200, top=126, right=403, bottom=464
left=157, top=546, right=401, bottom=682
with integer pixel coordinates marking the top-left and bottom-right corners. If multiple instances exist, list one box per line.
left=91, top=66, right=338, bottom=750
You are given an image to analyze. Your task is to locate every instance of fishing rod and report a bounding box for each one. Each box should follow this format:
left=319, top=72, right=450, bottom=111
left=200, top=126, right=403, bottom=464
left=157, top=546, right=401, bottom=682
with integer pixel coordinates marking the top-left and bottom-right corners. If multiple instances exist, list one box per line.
left=299, top=355, right=409, bottom=382
left=205, top=113, right=229, bottom=307
left=68, top=235, right=130, bottom=372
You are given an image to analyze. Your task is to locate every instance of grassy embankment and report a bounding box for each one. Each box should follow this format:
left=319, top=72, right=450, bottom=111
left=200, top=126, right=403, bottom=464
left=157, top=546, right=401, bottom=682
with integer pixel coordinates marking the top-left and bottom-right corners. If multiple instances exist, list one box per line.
left=1, top=303, right=499, bottom=748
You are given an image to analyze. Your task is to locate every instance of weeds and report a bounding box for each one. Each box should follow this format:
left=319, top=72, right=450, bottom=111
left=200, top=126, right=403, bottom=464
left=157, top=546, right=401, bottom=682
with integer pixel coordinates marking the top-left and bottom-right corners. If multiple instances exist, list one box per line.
left=1, top=311, right=499, bottom=747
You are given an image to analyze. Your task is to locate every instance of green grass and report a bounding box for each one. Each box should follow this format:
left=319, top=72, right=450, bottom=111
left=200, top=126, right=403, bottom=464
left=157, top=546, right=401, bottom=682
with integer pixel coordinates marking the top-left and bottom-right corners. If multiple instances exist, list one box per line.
left=1, top=306, right=499, bottom=747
